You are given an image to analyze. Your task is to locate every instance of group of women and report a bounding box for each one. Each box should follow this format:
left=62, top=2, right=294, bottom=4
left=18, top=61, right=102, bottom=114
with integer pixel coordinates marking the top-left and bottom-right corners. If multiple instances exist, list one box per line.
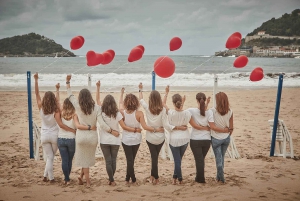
left=34, top=73, right=233, bottom=188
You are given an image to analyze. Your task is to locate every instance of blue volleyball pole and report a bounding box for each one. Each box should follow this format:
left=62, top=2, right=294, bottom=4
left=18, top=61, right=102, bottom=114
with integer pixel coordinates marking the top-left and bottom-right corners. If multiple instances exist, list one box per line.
left=27, top=71, right=34, bottom=159
left=152, top=71, right=156, bottom=90
left=270, top=74, right=283, bottom=157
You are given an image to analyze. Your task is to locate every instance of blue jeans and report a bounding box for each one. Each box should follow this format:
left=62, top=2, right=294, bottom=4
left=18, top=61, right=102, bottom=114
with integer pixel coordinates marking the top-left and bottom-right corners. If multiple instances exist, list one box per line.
left=58, top=138, right=75, bottom=182
left=211, top=136, right=230, bottom=183
left=169, top=143, right=188, bottom=181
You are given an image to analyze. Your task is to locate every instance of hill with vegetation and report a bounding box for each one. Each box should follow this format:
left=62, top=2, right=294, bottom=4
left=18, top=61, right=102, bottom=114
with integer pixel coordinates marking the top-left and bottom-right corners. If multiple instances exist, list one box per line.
left=0, top=33, right=75, bottom=57
left=247, top=9, right=300, bottom=36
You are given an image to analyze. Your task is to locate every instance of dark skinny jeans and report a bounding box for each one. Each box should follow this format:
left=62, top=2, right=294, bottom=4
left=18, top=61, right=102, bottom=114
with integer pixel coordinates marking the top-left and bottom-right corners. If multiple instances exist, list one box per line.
left=100, top=144, right=120, bottom=182
left=122, top=143, right=140, bottom=182
left=190, top=139, right=211, bottom=183
left=146, top=140, right=165, bottom=179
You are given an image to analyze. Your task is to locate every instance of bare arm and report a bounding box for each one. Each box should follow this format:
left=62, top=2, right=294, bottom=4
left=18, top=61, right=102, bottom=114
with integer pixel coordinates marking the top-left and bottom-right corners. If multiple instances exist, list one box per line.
left=73, top=114, right=96, bottom=131
left=208, top=122, right=230, bottom=133
left=119, top=119, right=142, bottom=133
left=54, top=112, right=76, bottom=133
left=34, top=73, right=42, bottom=110
left=229, top=113, right=234, bottom=135
left=189, top=118, right=210, bottom=131
left=55, top=83, right=62, bottom=112
left=180, top=95, right=186, bottom=110
left=119, top=87, right=125, bottom=111
left=138, top=82, right=143, bottom=100
left=137, top=111, right=164, bottom=133
left=96, top=81, right=101, bottom=106
left=205, top=96, right=211, bottom=110
left=162, top=85, right=170, bottom=112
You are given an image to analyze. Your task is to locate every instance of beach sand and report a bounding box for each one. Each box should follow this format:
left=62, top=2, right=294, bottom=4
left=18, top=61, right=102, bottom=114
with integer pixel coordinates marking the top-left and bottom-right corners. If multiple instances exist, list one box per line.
left=0, top=88, right=299, bottom=201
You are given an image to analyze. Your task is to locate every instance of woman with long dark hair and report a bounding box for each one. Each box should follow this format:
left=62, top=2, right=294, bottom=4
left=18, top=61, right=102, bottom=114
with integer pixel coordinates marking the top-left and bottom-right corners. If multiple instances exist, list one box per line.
left=138, top=83, right=187, bottom=185
left=208, top=92, right=233, bottom=183
left=119, top=87, right=164, bottom=186
left=65, top=75, right=117, bottom=187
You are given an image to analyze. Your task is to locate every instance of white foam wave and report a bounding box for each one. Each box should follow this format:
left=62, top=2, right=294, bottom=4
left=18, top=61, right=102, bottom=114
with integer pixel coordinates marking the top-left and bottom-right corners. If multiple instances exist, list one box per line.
left=0, top=72, right=299, bottom=89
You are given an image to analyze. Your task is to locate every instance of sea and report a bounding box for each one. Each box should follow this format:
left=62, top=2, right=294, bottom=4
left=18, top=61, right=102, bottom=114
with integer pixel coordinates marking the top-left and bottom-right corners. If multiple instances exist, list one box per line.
left=0, top=55, right=299, bottom=92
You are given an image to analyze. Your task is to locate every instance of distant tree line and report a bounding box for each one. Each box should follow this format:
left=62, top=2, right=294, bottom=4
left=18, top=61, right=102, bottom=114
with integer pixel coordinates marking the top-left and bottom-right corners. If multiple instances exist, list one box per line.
left=0, top=33, right=75, bottom=56
left=247, top=9, right=300, bottom=36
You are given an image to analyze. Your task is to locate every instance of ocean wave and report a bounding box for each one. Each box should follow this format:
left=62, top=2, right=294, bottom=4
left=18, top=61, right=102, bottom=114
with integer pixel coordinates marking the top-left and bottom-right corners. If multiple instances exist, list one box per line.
left=0, top=72, right=299, bottom=88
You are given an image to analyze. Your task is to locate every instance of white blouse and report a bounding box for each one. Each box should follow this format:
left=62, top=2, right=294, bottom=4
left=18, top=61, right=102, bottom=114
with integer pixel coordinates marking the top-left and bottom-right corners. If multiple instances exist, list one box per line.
left=140, top=99, right=174, bottom=145
left=187, top=108, right=211, bottom=140
left=167, top=109, right=191, bottom=147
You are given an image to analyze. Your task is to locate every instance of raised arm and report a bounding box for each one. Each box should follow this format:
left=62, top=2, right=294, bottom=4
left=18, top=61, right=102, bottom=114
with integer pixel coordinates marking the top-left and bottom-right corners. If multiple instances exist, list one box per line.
left=189, top=118, right=210, bottom=131
left=119, top=87, right=125, bottom=111
left=34, top=73, right=42, bottom=110
left=138, top=82, right=143, bottom=100
left=162, top=85, right=170, bottom=112
left=180, top=95, right=186, bottom=110
left=73, top=114, right=96, bottom=131
left=55, top=83, right=62, bottom=112
left=96, top=80, right=101, bottom=106
left=205, top=96, right=211, bottom=110
left=66, top=74, right=79, bottom=110
left=54, top=112, right=76, bottom=133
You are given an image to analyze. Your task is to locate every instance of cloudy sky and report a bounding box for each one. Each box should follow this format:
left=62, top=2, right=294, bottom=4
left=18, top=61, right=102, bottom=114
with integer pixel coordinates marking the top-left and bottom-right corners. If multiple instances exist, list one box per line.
left=0, top=0, right=299, bottom=55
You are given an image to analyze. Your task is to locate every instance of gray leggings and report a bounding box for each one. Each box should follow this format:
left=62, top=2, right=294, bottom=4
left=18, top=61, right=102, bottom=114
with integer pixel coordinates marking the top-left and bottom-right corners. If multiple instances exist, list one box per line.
left=100, top=144, right=120, bottom=182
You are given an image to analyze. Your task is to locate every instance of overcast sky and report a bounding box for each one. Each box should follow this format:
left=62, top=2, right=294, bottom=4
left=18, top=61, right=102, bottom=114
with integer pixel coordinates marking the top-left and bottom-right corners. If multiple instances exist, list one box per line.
left=0, top=0, right=299, bottom=55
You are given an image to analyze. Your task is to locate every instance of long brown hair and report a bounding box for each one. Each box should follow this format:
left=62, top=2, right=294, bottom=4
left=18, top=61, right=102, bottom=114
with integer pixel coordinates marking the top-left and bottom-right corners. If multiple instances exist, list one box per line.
left=124, top=93, right=139, bottom=111
left=78, top=89, right=95, bottom=115
left=62, top=98, right=75, bottom=120
left=172, top=94, right=182, bottom=109
left=149, top=90, right=163, bottom=115
left=42, top=91, right=58, bottom=115
left=196, top=92, right=206, bottom=116
left=102, top=95, right=118, bottom=118
left=215, top=92, right=230, bottom=116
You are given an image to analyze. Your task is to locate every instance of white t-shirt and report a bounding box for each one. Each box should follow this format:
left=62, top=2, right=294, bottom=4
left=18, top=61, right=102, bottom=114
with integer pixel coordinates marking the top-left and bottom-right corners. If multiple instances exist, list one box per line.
left=58, top=117, right=76, bottom=139
left=100, top=111, right=123, bottom=145
left=187, top=108, right=211, bottom=140
left=167, top=109, right=191, bottom=147
left=140, top=99, right=174, bottom=145
left=207, top=108, right=232, bottom=140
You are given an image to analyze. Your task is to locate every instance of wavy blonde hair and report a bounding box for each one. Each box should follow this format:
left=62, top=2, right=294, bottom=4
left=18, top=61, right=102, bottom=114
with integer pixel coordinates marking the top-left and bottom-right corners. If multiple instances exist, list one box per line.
left=61, top=98, right=75, bottom=120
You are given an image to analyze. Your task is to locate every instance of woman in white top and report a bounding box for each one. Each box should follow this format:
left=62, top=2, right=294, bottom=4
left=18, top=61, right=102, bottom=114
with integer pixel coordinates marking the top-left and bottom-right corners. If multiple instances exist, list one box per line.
left=163, top=86, right=207, bottom=185
left=55, top=83, right=96, bottom=185
left=119, top=88, right=164, bottom=186
left=138, top=83, right=187, bottom=185
left=187, top=93, right=215, bottom=183
left=66, top=75, right=118, bottom=187
left=34, top=73, right=75, bottom=183
left=207, top=92, right=233, bottom=183
left=96, top=81, right=140, bottom=186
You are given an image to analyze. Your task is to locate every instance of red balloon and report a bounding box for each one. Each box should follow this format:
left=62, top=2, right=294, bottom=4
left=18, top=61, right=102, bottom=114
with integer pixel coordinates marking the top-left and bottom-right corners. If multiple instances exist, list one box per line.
left=102, top=51, right=113, bottom=65
left=136, top=45, right=145, bottom=53
left=233, top=55, right=248, bottom=68
left=107, top=49, right=115, bottom=58
left=78, top=35, right=85, bottom=44
left=128, top=47, right=143, bottom=62
left=225, top=36, right=241, bottom=49
left=86, top=51, right=97, bottom=66
left=256, top=67, right=263, bottom=72
left=250, top=68, right=264, bottom=82
left=231, top=32, right=242, bottom=39
left=70, top=36, right=84, bottom=50
left=154, top=56, right=175, bottom=78
left=169, top=37, right=182, bottom=51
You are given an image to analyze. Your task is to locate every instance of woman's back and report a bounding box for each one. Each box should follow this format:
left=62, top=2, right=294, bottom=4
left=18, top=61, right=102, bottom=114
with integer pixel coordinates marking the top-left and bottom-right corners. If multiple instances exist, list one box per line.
left=208, top=108, right=232, bottom=139
left=122, top=110, right=141, bottom=145
left=100, top=111, right=123, bottom=145
left=187, top=108, right=211, bottom=140
left=40, top=109, right=59, bottom=135
left=58, top=117, right=76, bottom=138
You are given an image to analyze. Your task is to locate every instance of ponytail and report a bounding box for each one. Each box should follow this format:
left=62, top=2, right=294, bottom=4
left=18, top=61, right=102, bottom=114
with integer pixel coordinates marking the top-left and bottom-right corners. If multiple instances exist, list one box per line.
left=196, top=92, right=206, bottom=116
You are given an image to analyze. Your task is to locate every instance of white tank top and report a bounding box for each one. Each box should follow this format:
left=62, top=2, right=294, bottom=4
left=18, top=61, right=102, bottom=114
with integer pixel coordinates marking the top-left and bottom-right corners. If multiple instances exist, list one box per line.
left=121, top=110, right=141, bottom=146
left=40, top=109, right=59, bottom=136
left=58, top=117, right=76, bottom=139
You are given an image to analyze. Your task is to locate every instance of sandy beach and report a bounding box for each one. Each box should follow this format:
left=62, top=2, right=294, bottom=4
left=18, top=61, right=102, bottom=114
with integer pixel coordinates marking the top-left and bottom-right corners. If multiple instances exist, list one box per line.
left=0, top=87, right=299, bottom=201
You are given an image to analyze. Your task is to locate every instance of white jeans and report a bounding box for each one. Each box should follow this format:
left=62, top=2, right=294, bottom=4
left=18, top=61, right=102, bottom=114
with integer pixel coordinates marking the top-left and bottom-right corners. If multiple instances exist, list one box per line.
left=41, top=134, right=58, bottom=180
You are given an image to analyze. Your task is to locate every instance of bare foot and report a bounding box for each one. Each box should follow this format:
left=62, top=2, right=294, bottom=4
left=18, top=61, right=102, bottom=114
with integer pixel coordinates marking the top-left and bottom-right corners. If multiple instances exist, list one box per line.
left=78, top=177, right=83, bottom=185
left=153, top=179, right=159, bottom=185
left=172, top=179, right=177, bottom=185
left=43, top=177, right=48, bottom=182
left=86, top=182, right=91, bottom=188
left=49, top=179, right=55, bottom=184
left=178, top=180, right=184, bottom=185
left=110, top=181, right=116, bottom=186
left=64, top=181, right=71, bottom=186
left=131, top=181, right=138, bottom=186
left=149, top=176, right=154, bottom=183
left=125, top=181, right=130, bottom=187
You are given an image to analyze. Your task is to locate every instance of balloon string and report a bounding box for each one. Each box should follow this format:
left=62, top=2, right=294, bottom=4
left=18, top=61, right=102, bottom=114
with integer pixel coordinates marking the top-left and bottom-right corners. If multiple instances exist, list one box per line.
left=38, top=50, right=70, bottom=73
left=221, top=66, right=233, bottom=74
left=167, top=55, right=215, bottom=86
left=72, top=65, right=88, bottom=74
